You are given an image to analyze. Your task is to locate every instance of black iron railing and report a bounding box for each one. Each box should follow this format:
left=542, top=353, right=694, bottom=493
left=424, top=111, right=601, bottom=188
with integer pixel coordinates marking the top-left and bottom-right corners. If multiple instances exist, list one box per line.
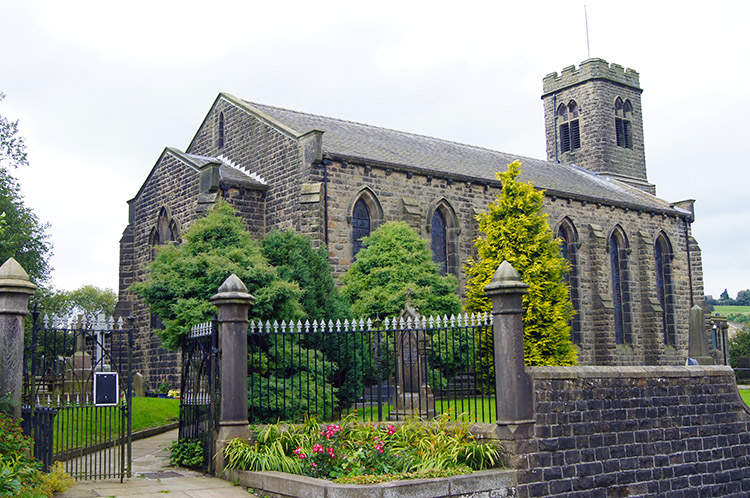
left=22, top=311, right=133, bottom=480
left=178, top=318, right=219, bottom=474
left=247, top=313, right=495, bottom=424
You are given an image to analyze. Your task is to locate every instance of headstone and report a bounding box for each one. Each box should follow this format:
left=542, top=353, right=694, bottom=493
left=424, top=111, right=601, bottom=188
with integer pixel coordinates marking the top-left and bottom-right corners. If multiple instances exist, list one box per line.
left=133, top=372, right=145, bottom=397
left=688, top=305, right=713, bottom=365
left=388, top=300, right=437, bottom=420
left=65, top=328, right=94, bottom=398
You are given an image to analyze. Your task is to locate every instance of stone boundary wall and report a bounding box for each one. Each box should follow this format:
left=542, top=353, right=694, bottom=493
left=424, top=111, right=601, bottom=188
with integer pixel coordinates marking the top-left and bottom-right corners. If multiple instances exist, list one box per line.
left=515, top=365, right=750, bottom=497
left=225, top=468, right=517, bottom=498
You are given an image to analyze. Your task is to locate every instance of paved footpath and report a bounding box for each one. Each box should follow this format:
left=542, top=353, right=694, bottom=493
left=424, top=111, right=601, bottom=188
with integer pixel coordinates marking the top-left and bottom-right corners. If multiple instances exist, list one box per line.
left=57, top=429, right=260, bottom=498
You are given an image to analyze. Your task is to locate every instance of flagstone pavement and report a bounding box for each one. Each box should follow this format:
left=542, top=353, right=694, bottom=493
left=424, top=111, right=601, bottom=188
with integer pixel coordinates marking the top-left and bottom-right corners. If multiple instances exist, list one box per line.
left=56, top=429, right=260, bottom=498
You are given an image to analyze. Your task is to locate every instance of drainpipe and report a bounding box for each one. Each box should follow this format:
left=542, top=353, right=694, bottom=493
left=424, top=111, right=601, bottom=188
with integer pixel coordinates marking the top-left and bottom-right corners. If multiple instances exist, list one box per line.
left=553, top=94, right=559, bottom=163
left=322, top=159, right=331, bottom=246
left=683, top=217, right=694, bottom=307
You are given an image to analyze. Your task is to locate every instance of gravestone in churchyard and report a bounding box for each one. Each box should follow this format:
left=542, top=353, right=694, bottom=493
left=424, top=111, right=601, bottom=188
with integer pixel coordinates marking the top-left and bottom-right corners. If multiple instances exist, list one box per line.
left=65, top=327, right=93, bottom=401
left=133, top=372, right=145, bottom=397
left=388, top=300, right=437, bottom=420
left=688, top=305, right=714, bottom=365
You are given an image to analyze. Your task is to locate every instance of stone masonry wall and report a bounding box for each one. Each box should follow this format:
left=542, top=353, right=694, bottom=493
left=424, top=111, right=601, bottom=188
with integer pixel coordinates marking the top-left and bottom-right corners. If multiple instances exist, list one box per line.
left=316, top=158, right=696, bottom=366
left=542, top=59, right=649, bottom=190
left=187, top=95, right=306, bottom=235
left=514, top=366, right=750, bottom=497
left=118, top=150, right=266, bottom=390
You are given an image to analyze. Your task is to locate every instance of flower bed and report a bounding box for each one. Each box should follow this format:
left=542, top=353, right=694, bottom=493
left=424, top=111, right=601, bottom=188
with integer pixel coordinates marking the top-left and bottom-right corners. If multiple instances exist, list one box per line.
left=223, top=413, right=499, bottom=482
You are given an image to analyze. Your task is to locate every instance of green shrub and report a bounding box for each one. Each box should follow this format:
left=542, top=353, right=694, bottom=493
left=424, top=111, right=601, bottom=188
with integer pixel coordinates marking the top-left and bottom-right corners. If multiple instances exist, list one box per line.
left=168, top=439, right=204, bottom=468
left=0, top=414, right=74, bottom=497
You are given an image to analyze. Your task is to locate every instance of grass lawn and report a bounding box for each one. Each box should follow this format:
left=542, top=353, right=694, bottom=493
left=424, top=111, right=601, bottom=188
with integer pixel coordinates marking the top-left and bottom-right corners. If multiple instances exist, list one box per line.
left=714, top=305, right=750, bottom=315
left=740, top=389, right=750, bottom=407
left=51, top=396, right=179, bottom=453
left=344, top=396, right=497, bottom=423
left=132, top=396, right=180, bottom=432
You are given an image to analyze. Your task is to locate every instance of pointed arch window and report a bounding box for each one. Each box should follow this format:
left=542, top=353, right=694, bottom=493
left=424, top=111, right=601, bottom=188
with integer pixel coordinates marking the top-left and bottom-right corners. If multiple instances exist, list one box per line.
left=558, top=100, right=581, bottom=153
left=615, top=98, right=633, bottom=149
left=218, top=112, right=225, bottom=149
left=609, top=229, right=630, bottom=344
left=655, top=234, right=675, bottom=346
left=431, top=209, right=447, bottom=276
left=557, top=219, right=580, bottom=344
left=352, top=199, right=371, bottom=259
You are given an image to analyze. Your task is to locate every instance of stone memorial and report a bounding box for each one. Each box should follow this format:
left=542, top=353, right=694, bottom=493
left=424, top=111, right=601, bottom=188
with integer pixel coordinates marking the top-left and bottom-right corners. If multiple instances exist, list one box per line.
left=133, top=372, right=145, bottom=397
left=388, top=300, right=437, bottom=420
left=688, top=305, right=714, bottom=365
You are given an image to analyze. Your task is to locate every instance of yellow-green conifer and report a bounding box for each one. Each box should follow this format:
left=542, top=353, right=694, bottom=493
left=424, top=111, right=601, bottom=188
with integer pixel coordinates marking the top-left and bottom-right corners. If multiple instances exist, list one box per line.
left=465, top=161, right=577, bottom=367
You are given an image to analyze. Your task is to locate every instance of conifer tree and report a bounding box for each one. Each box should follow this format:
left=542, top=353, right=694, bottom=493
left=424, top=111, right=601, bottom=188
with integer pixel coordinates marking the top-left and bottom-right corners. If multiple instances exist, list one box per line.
left=465, top=161, right=577, bottom=366
left=340, top=221, right=462, bottom=319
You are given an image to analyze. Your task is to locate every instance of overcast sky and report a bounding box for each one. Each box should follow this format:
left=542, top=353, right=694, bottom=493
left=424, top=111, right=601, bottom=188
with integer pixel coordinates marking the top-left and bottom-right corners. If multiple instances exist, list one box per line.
left=1, top=0, right=747, bottom=299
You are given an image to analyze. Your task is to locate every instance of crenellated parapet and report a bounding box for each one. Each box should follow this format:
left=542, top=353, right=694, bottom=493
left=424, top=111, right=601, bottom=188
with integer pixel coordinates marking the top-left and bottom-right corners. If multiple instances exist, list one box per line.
left=542, top=58, right=641, bottom=96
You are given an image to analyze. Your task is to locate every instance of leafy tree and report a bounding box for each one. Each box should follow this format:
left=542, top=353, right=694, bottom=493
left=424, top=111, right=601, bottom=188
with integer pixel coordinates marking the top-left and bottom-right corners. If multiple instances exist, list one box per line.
left=719, top=289, right=735, bottom=306
left=0, top=94, right=52, bottom=283
left=339, top=221, right=462, bottom=319
left=339, top=221, right=464, bottom=393
left=31, top=285, right=117, bottom=319
left=260, top=230, right=357, bottom=405
left=0, top=93, right=28, bottom=169
left=465, top=161, right=577, bottom=367
left=132, top=202, right=305, bottom=350
left=261, top=230, right=349, bottom=321
left=735, top=289, right=750, bottom=306
left=730, top=326, right=750, bottom=369
left=133, top=203, right=343, bottom=419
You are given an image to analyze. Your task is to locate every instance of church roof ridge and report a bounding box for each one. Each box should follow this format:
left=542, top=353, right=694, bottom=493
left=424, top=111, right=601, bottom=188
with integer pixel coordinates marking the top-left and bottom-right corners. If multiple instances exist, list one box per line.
left=234, top=98, right=686, bottom=217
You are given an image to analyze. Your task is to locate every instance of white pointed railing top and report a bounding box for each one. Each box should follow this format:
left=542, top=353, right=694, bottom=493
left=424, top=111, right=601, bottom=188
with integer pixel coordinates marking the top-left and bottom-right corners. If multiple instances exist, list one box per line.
left=247, top=312, right=490, bottom=334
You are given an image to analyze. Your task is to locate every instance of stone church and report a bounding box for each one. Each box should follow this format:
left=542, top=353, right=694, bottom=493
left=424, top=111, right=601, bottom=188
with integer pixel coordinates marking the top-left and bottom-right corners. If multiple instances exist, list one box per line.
left=116, top=58, right=707, bottom=386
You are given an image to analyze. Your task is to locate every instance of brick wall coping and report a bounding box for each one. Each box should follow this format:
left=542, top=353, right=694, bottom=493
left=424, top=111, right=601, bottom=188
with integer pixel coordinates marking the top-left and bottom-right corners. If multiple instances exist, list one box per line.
left=225, top=468, right=517, bottom=498
left=528, top=365, right=734, bottom=380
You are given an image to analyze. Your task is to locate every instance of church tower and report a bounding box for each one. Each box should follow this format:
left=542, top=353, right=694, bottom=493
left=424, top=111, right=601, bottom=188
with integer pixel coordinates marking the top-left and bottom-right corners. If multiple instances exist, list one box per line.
left=542, top=58, right=655, bottom=194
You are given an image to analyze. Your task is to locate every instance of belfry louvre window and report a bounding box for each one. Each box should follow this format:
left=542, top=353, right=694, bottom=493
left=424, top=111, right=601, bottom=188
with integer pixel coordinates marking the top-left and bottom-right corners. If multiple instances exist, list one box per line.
left=558, top=101, right=580, bottom=153
left=615, top=98, right=633, bottom=149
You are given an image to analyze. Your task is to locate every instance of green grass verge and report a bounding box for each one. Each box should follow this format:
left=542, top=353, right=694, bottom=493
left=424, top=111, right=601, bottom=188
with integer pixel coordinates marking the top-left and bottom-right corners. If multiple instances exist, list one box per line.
left=714, top=305, right=750, bottom=315
left=131, top=396, right=180, bottom=432
left=740, top=389, right=750, bottom=407
left=343, top=396, right=497, bottom=423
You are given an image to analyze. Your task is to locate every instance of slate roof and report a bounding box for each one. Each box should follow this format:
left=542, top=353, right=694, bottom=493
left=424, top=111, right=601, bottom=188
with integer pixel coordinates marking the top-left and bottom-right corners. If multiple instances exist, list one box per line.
left=241, top=99, right=686, bottom=216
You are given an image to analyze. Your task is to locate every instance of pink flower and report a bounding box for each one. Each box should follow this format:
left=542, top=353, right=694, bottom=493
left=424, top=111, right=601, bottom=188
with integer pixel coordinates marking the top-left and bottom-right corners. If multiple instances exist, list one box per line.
left=312, top=444, right=324, bottom=453
left=311, top=462, right=317, bottom=468
left=327, top=447, right=336, bottom=458
left=375, top=443, right=384, bottom=454
left=387, top=425, right=397, bottom=435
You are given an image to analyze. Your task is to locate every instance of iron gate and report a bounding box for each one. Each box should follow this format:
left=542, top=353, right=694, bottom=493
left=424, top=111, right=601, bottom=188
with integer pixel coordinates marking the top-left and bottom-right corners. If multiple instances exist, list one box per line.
left=178, top=318, right=220, bottom=474
left=22, top=309, right=133, bottom=481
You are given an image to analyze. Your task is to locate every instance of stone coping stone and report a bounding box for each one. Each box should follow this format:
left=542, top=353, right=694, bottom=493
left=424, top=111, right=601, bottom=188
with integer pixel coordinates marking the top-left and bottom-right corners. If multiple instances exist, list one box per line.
left=225, top=468, right=517, bottom=498
left=528, top=365, right=734, bottom=380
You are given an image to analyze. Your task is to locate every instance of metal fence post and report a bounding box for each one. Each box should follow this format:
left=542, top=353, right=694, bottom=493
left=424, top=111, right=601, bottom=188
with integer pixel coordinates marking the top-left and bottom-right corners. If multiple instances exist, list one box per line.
left=483, top=261, right=535, bottom=444
left=210, top=274, right=253, bottom=474
left=0, top=258, right=37, bottom=420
